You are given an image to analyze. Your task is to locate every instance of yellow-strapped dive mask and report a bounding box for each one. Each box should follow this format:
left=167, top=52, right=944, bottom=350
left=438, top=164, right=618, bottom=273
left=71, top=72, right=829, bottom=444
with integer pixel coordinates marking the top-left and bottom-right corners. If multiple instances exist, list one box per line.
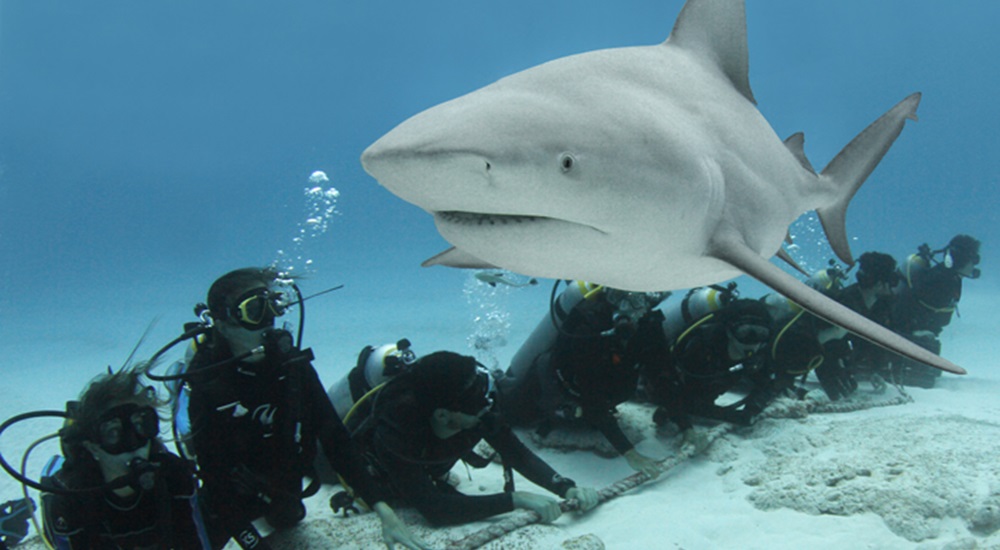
left=232, top=287, right=287, bottom=329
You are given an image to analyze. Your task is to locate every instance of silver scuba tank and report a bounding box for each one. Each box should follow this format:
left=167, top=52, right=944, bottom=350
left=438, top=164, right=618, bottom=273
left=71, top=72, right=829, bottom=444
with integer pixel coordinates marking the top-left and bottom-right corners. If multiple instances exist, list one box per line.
left=504, top=281, right=602, bottom=385
left=660, top=284, right=736, bottom=344
left=327, top=339, right=416, bottom=419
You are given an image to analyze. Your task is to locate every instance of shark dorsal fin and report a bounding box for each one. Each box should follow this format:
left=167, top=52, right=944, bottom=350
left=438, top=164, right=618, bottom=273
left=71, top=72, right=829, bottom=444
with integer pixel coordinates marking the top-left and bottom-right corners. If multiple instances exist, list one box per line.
left=783, top=132, right=816, bottom=175
left=665, top=0, right=756, bottom=105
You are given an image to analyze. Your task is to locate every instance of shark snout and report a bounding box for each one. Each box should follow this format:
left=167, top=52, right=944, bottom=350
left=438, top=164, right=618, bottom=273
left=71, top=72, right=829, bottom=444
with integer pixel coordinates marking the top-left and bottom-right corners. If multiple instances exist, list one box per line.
left=362, top=138, right=496, bottom=212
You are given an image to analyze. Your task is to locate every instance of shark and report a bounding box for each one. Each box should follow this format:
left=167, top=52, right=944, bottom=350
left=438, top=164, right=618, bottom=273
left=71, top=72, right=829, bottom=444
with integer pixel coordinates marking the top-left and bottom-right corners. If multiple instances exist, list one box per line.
left=361, top=0, right=965, bottom=375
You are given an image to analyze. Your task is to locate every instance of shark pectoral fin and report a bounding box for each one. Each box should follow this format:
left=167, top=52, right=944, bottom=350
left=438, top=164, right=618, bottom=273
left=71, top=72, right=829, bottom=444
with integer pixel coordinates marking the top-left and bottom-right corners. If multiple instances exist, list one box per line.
left=421, top=247, right=499, bottom=269
left=710, top=237, right=966, bottom=375
left=817, top=93, right=921, bottom=266
left=775, top=246, right=809, bottom=277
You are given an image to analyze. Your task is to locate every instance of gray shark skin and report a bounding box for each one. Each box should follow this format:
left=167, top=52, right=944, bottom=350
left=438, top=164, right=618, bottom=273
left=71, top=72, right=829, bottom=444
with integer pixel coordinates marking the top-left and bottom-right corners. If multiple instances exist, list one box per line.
left=362, top=0, right=964, bottom=375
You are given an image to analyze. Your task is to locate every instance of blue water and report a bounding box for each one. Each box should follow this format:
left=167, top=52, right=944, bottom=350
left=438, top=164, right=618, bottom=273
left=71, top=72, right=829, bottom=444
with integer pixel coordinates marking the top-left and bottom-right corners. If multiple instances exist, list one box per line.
left=0, top=0, right=997, bottom=506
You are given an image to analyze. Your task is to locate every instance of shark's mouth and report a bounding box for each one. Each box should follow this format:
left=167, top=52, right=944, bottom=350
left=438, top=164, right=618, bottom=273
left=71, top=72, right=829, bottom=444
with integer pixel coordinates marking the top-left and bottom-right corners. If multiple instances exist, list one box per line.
left=435, top=211, right=610, bottom=236
left=436, top=211, right=544, bottom=226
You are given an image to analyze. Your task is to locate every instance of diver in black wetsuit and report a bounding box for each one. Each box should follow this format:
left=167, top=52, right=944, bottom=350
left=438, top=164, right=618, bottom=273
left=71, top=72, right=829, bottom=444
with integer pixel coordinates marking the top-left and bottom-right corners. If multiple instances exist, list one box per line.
left=356, top=351, right=599, bottom=526
left=501, top=288, right=668, bottom=478
left=643, top=299, right=775, bottom=432
left=890, top=234, right=981, bottom=387
left=40, top=363, right=209, bottom=549
left=181, top=267, right=427, bottom=549
left=814, top=251, right=900, bottom=398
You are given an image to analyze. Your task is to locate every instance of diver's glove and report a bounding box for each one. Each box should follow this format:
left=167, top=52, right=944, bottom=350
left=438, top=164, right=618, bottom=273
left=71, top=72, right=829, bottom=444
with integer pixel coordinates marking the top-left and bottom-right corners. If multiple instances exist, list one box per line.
left=623, top=448, right=662, bottom=479
left=512, top=491, right=563, bottom=523
left=372, top=501, right=437, bottom=550
left=816, top=359, right=858, bottom=401
left=565, top=486, right=600, bottom=512
left=870, top=373, right=888, bottom=394
left=680, top=428, right=710, bottom=455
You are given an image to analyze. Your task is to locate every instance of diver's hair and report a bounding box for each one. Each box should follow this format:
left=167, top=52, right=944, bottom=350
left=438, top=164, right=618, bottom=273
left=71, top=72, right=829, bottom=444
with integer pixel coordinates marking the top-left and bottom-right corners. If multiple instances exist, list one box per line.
left=207, top=266, right=296, bottom=321
left=61, top=360, right=167, bottom=447
left=855, top=251, right=898, bottom=289
left=378, top=352, right=487, bottom=416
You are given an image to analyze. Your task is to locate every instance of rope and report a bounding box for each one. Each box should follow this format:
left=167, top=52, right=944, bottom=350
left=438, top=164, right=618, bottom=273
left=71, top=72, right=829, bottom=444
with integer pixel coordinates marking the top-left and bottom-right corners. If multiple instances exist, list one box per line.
left=444, top=423, right=732, bottom=550
left=445, top=388, right=911, bottom=550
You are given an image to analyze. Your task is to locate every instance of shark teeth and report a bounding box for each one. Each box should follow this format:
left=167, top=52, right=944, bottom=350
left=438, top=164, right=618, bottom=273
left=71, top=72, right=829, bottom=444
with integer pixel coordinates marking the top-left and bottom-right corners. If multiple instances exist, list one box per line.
left=437, top=211, right=543, bottom=225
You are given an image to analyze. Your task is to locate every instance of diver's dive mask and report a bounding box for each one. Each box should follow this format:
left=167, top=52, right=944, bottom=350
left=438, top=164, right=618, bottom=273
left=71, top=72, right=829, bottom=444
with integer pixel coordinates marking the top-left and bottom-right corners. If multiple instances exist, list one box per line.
left=605, top=289, right=668, bottom=339
left=728, top=321, right=770, bottom=351
left=944, top=250, right=981, bottom=279
left=93, top=404, right=159, bottom=456
left=231, top=287, right=289, bottom=329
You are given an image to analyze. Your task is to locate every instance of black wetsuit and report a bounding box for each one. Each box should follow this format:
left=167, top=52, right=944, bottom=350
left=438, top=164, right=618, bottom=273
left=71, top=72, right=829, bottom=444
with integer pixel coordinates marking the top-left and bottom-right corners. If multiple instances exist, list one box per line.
left=186, top=336, right=385, bottom=548
left=886, top=263, right=963, bottom=386
left=504, top=298, right=667, bottom=455
left=41, top=448, right=207, bottom=549
left=363, top=378, right=577, bottom=526
left=815, top=283, right=896, bottom=395
left=893, top=263, right=963, bottom=337
left=645, top=322, right=773, bottom=430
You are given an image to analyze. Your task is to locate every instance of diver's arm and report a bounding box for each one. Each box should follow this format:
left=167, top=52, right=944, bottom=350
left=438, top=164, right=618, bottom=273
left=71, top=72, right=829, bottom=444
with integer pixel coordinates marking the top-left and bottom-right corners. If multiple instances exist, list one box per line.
left=376, top=447, right=514, bottom=526
left=484, top=424, right=576, bottom=498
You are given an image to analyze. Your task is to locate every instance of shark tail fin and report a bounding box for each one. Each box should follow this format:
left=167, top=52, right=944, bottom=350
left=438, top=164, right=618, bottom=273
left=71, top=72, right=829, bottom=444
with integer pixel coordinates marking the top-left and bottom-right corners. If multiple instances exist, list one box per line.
left=817, top=93, right=920, bottom=266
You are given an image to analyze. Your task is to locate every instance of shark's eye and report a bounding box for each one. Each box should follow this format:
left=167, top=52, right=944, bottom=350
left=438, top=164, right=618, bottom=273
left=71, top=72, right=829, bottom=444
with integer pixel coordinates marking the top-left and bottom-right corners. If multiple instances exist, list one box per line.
left=560, top=153, right=576, bottom=173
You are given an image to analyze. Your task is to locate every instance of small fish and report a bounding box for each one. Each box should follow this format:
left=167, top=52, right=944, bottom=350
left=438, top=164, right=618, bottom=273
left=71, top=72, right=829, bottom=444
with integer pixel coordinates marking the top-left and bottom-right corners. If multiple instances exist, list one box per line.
left=474, top=271, right=539, bottom=288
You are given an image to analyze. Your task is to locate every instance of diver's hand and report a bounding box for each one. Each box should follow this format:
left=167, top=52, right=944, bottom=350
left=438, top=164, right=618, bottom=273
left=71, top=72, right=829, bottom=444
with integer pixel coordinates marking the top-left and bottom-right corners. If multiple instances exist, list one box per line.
left=623, top=448, right=662, bottom=479
left=372, top=501, right=437, bottom=550
left=512, top=491, right=563, bottom=523
left=680, top=427, right=710, bottom=455
left=565, top=486, right=600, bottom=512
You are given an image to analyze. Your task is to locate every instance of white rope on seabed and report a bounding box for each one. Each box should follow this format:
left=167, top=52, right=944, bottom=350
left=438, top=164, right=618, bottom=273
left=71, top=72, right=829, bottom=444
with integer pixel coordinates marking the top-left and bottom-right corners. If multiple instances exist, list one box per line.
left=444, top=386, right=914, bottom=550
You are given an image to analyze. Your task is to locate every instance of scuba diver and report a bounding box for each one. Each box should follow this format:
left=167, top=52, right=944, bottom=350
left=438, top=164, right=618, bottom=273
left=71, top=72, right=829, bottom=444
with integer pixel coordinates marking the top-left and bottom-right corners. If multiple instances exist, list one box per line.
left=37, top=362, right=209, bottom=549
left=890, top=234, right=981, bottom=387
left=165, top=267, right=429, bottom=550
left=809, top=251, right=900, bottom=399
left=347, top=351, right=599, bottom=526
left=643, top=297, right=775, bottom=432
left=499, top=283, right=668, bottom=478
left=764, top=252, right=900, bottom=400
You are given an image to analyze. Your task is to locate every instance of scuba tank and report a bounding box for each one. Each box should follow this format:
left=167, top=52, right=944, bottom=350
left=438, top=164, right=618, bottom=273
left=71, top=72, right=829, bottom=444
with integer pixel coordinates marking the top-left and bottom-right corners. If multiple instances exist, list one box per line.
left=764, top=261, right=848, bottom=324
left=327, top=339, right=416, bottom=420
left=165, top=337, right=201, bottom=461
left=806, top=260, right=848, bottom=294
left=902, top=245, right=932, bottom=290
left=504, top=281, right=602, bottom=387
left=660, top=284, right=737, bottom=343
